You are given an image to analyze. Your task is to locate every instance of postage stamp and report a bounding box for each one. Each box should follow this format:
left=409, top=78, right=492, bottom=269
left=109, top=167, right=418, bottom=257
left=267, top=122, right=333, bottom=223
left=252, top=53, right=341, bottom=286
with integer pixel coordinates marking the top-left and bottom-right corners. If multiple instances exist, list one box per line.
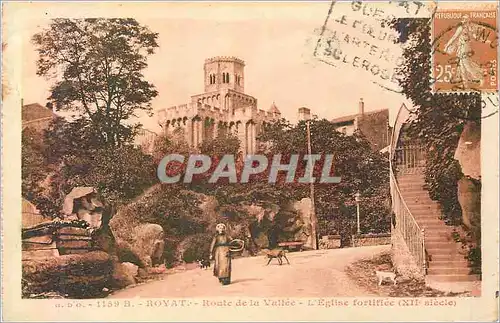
left=1, top=1, right=499, bottom=322
left=432, top=10, right=498, bottom=93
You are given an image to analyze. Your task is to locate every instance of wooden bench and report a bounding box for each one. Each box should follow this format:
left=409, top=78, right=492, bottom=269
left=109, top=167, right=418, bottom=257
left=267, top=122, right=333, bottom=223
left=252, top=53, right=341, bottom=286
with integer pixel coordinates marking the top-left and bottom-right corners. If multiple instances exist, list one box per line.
left=278, top=241, right=305, bottom=252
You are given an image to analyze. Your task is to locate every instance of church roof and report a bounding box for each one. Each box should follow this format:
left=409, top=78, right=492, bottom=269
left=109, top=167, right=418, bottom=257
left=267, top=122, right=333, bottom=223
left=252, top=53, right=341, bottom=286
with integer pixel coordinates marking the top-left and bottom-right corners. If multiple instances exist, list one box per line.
left=268, top=102, right=281, bottom=114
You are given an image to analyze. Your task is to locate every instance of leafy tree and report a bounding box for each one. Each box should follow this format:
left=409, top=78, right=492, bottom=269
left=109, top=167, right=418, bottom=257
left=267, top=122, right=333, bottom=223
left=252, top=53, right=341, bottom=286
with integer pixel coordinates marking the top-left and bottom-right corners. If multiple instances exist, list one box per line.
left=62, top=145, right=157, bottom=206
left=21, top=126, right=62, bottom=217
left=22, top=117, right=157, bottom=218
left=152, top=127, right=193, bottom=165
left=22, top=127, right=47, bottom=197
left=259, top=118, right=391, bottom=246
left=32, top=18, right=159, bottom=146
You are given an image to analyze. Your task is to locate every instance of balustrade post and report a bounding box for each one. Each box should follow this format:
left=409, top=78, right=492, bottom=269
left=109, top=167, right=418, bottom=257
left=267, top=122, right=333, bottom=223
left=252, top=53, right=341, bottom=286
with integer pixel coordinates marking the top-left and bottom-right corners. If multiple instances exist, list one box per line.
left=421, top=228, right=426, bottom=275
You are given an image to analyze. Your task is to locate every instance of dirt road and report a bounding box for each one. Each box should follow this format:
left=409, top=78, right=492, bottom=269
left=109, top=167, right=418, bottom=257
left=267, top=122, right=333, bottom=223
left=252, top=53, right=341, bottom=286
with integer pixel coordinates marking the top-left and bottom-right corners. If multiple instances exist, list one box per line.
left=109, top=245, right=389, bottom=298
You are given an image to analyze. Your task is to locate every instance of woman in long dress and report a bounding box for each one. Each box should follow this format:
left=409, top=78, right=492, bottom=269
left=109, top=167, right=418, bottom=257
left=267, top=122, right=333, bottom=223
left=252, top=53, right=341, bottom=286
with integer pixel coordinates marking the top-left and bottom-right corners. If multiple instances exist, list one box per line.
left=209, top=223, right=233, bottom=285
left=444, top=15, right=484, bottom=88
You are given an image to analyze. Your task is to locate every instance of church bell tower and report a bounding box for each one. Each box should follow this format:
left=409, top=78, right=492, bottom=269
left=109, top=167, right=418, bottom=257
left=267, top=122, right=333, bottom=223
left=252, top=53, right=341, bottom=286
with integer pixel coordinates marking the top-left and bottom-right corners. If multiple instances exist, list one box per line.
left=204, top=56, right=245, bottom=93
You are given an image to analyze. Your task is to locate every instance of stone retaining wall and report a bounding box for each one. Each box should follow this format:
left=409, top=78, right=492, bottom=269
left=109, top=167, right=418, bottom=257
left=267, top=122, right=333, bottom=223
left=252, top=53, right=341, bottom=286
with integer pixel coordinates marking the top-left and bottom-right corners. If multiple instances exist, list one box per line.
left=390, top=228, right=424, bottom=280
left=319, top=233, right=390, bottom=249
left=352, top=233, right=391, bottom=247
left=319, top=235, right=341, bottom=249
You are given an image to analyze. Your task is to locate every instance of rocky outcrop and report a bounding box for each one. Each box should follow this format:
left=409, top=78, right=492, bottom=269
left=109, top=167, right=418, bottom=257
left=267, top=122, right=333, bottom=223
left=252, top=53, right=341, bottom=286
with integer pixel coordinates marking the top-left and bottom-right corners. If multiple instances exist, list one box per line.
left=111, top=262, right=139, bottom=288
left=22, top=251, right=112, bottom=298
left=291, top=198, right=314, bottom=248
left=457, top=178, right=481, bottom=232
left=454, top=120, right=481, bottom=232
left=111, top=223, right=165, bottom=269
left=109, top=185, right=171, bottom=269
left=132, top=223, right=165, bottom=267
left=454, top=121, right=480, bottom=180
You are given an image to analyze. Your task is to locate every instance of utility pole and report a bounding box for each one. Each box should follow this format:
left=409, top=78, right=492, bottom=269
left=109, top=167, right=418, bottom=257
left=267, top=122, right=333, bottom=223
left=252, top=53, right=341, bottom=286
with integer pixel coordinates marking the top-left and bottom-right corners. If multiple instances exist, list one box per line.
left=306, top=118, right=318, bottom=250
left=298, top=107, right=318, bottom=250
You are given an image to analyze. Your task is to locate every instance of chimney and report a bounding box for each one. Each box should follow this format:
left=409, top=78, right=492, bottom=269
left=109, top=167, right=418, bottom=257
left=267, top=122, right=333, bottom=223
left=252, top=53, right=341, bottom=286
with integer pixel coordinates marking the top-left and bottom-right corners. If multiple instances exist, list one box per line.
left=359, top=98, right=364, bottom=115
left=298, top=107, right=311, bottom=121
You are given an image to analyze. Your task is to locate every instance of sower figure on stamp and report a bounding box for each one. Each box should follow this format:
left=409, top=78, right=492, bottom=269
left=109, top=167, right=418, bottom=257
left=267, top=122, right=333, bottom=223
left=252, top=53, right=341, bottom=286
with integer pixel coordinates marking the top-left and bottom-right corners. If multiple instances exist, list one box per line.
left=444, top=15, right=484, bottom=87
left=209, top=223, right=233, bottom=285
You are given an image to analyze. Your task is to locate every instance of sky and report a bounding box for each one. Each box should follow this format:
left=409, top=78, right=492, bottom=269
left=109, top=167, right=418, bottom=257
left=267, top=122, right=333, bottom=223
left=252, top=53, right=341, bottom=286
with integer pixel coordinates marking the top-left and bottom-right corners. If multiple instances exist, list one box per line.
left=16, top=2, right=413, bottom=132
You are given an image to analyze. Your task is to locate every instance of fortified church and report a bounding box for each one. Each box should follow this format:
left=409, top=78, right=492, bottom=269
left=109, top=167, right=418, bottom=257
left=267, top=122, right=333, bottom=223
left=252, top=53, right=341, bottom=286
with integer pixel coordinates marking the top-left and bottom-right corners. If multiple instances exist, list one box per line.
left=157, top=56, right=282, bottom=154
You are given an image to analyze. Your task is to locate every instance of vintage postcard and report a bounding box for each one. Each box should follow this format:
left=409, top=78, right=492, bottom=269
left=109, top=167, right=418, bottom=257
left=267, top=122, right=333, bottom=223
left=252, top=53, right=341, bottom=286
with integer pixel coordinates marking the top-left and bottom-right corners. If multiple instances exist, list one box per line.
left=1, top=1, right=499, bottom=322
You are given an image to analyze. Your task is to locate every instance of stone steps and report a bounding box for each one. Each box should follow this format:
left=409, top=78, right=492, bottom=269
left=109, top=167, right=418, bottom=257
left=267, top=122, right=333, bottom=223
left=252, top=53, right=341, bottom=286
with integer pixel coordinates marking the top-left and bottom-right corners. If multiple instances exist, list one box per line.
left=395, top=172, right=479, bottom=288
left=397, top=186, right=428, bottom=192
left=397, top=185, right=427, bottom=190
left=426, top=274, right=480, bottom=282
left=428, top=260, right=469, bottom=268
left=424, top=229, right=453, bottom=239
left=415, top=220, right=445, bottom=227
left=405, top=199, right=437, bottom=206
left=425, top=241, right=460, bottom=249
left=414, top=218, right=443, bottom=224
left=428, top=253, right=468, bottom=261
left=412, top=213, right=443, bottom=219
left=420, top=224, right=455, bottom=231
left=397, top=181, right=426, bottom=186
left=404, top=197, right=436, bottom=203
left=427, top=267, right=471, bottom=275
left=404, top=204, right=440, bottom=210
left=424, top=235, right=455, bottom=243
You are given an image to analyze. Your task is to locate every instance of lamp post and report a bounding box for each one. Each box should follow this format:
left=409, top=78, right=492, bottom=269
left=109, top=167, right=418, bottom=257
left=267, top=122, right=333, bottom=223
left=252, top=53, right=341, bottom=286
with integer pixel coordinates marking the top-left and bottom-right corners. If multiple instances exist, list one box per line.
left=355, top=191, right=361, bottom=235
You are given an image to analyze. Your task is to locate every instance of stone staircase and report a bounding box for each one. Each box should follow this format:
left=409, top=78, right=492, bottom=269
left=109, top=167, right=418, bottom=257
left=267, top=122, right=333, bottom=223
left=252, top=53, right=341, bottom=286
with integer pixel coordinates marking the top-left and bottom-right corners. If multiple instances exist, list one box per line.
left=397, top=173, right=480, bottom=290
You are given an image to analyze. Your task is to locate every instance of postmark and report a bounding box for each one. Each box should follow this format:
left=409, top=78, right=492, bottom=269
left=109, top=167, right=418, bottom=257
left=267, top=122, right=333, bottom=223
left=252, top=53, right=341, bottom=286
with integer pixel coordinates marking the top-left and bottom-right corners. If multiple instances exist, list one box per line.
left=313, top=0, right=436, bottom=93
left=431, top=10, right=498, bottom=93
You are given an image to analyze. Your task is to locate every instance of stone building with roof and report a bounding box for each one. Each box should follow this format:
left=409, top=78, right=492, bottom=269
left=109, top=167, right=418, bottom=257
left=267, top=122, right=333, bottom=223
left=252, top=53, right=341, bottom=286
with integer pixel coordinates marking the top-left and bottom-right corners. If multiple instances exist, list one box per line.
left=156, top=56, right=282, bottom=155
left=22, top=102, right=57, bottom=132
left=331, top=98, right=391, bottom=152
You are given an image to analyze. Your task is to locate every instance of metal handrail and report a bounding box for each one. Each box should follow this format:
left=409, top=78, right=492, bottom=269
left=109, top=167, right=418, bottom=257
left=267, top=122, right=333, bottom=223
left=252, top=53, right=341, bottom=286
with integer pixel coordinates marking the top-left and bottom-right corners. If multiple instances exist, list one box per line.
left=389, top=104, right=427, bottom=276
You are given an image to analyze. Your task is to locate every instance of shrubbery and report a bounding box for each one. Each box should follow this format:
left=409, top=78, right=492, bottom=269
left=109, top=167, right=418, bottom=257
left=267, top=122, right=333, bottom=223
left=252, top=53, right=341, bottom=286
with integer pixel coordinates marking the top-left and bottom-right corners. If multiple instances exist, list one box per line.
left=181, top=233, right=213, bottom=263
left=390, top=18, right=482, bottom=273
